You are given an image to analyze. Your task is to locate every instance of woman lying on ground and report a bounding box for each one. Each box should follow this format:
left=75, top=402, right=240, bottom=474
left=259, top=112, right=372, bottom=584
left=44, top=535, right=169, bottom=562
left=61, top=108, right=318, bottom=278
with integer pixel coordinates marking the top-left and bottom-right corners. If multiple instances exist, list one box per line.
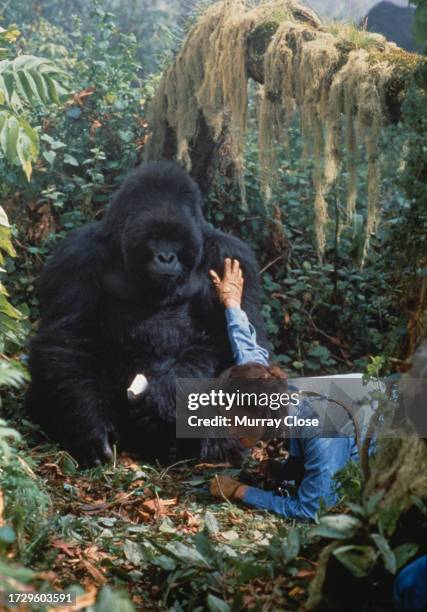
left=208, top=258, right=359, bottom=521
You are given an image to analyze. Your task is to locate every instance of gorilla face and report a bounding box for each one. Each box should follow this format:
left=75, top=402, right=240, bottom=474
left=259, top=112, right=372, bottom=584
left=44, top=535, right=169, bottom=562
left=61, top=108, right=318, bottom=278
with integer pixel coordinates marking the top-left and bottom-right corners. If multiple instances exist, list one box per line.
left=122, top=203, right=204, bottom=297
left=105, top=162, right=206, bottom=299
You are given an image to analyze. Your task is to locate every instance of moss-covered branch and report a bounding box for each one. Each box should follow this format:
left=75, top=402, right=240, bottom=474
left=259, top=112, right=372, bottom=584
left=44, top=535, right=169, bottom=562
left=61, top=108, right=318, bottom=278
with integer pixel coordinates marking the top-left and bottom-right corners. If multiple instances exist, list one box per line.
left=145, top=0, right=426, bottom=256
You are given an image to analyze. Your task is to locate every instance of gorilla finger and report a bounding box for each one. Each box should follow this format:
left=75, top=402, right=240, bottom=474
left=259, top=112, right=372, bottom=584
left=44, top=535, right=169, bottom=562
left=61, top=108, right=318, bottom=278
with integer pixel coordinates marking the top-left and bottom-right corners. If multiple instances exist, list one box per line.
left=82, top=445, right=105, bottom=468
left=101, top=438, right=114, bottom=461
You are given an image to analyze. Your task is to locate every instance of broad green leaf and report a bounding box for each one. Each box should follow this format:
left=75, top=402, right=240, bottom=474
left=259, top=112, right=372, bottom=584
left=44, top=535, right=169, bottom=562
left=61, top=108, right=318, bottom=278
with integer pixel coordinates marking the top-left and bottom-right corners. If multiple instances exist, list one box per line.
left=194, top=532, right=215, bottom=562
left=366, top=490, right=385, bottom=517
left=152, top=554, right=176, bottom=571
left=20, top=69, right=44, bottom=104
left=94, top=585, right=134, bottom=612
left=411, top=495, right=427, bottom=517
left=207, top=594, right=230, bottom=612
left=371, top=533, right=396, bottom=574
left=17, top=120, right=39, bottom=180
left=310, top=514, right=363, bottom=540
left=393, top=543, right=419, bottom=571
left=0, top=225, right=16, bottom=258
left=63, top=153, right=79, bottom=166
left=45, top=75, right=61, bottom=104
left=0, top=69, right=14, bottom=106
left=204, top=510, right=219, bottom=534
left=0, top=294, right=22, bottom=319
left=43, top=150, right=56, bottom=166
left=31, top=70, right=49, bottom=104
left=0, top=112, right=19, bottom=163
left=0, top=360, right=28, bottom=388
left=123, top=539, right=144, bottom=565
left=167, top=541, right=211, bottom=567
left=0, top=419, right=21, bottom=440
left=41, top=133, right=66, bottom=149
left=0, top=207, right=10, bottom=227
left=0, top=55, right=68, bottom=110
left=283, top=528, right=300, bottom=563
left=333, top=545, right=378, bottom=578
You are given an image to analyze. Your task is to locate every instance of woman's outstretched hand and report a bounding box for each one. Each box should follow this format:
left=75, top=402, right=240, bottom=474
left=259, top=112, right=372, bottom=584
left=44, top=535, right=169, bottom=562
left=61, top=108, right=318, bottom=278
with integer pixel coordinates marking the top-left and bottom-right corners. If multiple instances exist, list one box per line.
left=209, top=258, right=244, bottom=309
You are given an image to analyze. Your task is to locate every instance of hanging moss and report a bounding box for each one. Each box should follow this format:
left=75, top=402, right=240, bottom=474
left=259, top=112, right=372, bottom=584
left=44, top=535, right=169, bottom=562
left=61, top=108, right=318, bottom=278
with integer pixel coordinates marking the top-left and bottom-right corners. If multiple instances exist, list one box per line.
left=146, top=0, right=426, bottom=258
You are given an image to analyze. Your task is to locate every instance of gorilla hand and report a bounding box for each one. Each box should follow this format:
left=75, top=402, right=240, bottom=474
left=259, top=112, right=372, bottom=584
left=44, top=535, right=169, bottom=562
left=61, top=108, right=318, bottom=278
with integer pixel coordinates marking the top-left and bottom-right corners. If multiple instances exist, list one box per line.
left=66, top=418, right=118, bottom=468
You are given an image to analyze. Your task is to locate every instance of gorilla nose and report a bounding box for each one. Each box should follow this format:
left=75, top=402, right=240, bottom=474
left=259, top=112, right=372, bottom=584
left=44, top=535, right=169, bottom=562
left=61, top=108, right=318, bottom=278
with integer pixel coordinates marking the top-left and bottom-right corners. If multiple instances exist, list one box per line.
left=154, top=252, right=180, bottom=274
left=156, top=252, right=177, bottom=265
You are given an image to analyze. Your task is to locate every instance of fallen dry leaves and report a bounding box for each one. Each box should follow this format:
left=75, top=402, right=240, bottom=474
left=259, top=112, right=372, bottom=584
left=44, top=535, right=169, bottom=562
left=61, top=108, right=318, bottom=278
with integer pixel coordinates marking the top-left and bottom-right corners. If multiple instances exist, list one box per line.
left=51, top=540, right=110, bottom=586
left=18, top=447, right=316, bottom=608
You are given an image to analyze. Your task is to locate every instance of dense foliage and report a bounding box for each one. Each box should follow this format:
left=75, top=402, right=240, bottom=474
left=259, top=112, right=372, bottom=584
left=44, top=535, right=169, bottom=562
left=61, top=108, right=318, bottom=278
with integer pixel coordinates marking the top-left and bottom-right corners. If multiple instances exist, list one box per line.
left=0, top=25, right=67, bottom=390
left=0, top=0, right=425, bottom=609
left=411, top=0, right=427, bottom=51
left=204, top=109, right=414, bottom=374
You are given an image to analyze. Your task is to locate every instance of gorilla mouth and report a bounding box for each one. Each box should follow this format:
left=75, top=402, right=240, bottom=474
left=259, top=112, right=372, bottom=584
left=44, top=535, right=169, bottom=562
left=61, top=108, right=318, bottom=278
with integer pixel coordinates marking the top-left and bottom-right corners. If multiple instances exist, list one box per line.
left=156, top=271, right=179, bottom=277
left=152, top=271, right=180, bottom=280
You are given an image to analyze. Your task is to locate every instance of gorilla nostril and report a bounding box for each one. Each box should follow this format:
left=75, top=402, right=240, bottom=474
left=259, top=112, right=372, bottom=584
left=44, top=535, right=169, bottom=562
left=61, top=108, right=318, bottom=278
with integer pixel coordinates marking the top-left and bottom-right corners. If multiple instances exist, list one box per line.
left=157, top=252, right=177, bottom=265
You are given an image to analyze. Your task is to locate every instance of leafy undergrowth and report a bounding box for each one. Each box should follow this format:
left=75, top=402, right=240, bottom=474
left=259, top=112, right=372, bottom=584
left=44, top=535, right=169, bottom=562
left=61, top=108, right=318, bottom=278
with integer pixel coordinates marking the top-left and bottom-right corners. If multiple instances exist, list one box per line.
left=0, top=411, right=319, bottom=611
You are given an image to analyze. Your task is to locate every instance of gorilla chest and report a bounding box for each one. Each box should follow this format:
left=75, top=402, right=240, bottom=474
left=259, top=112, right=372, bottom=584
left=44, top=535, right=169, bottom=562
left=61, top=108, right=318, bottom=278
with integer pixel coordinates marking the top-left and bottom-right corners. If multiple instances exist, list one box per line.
left=101, top=299, right=202, bottom=366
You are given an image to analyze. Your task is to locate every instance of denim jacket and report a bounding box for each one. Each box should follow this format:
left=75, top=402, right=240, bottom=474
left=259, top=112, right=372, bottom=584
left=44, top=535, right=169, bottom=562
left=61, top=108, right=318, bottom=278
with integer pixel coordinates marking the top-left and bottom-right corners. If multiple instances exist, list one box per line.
left=225, top=307, right=269, bottom=366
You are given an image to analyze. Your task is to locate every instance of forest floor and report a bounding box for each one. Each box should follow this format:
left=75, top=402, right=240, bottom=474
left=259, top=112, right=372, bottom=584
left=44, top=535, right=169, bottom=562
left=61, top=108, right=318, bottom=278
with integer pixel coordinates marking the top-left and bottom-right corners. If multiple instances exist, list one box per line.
left=1, top=408, right=320, bottom=611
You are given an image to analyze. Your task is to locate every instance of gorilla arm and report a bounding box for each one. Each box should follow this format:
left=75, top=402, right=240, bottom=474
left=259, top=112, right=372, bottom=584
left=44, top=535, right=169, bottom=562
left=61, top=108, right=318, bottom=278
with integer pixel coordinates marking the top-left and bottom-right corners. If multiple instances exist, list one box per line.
left=26, top=224, right=116, bottom=467
left=131, top=340, right=228, bottom=430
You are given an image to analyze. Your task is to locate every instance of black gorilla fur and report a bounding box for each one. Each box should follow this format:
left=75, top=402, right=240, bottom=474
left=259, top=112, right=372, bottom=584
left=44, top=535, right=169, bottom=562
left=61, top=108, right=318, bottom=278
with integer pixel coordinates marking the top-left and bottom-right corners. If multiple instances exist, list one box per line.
left=26, top=161, right=267, bottom=467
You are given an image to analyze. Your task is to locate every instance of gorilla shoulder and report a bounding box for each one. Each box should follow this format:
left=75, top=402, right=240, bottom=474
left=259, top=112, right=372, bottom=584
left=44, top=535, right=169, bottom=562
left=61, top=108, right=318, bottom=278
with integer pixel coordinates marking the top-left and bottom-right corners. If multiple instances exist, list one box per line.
left=202, top=224, right=259, bottom=277
left=37, top=222, right=109, bottom=315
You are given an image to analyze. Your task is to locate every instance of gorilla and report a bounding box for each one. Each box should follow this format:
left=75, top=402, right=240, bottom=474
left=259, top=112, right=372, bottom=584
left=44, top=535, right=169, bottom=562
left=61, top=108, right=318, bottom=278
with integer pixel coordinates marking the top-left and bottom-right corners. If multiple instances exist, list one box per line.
left=26, top=161, right=267, bottom=467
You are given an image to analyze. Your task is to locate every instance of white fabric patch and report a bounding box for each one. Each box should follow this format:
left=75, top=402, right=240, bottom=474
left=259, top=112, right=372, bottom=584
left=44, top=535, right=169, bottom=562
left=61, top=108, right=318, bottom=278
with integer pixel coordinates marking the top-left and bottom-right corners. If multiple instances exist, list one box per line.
left=127, top=374, right=148, bottom=402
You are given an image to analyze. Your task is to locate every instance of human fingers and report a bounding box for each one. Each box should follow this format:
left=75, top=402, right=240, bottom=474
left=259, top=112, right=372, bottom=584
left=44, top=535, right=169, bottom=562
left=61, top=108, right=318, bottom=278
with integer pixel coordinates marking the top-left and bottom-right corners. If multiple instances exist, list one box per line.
left=224, top=257, right=232, bottom=276
left=231, top=259, right=240, bottom=275
left=209, top=269, right=221, bottom=285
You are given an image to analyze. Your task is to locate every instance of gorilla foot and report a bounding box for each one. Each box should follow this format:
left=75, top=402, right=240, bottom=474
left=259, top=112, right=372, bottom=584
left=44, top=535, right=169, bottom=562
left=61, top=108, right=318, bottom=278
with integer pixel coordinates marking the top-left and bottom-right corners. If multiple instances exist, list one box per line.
left=66, top=420, right=118, bottom=468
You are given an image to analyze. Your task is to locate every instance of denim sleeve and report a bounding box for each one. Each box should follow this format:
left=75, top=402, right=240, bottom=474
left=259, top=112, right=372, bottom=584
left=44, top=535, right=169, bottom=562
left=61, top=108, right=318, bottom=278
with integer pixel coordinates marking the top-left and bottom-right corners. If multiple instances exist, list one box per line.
left=242, top=437, right=355, bottom=520
left=225, top=307, right=269, bottom=366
